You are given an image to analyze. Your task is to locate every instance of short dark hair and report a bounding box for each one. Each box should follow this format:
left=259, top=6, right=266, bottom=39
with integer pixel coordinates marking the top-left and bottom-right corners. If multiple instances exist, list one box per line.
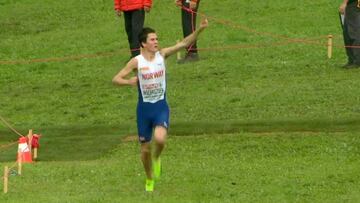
left=138, top=27, right=156, bottom=48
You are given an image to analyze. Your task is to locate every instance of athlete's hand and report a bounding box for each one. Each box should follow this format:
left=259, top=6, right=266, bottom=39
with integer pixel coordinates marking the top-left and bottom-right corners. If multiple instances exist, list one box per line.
left=128, top=76, right=138, bottom=86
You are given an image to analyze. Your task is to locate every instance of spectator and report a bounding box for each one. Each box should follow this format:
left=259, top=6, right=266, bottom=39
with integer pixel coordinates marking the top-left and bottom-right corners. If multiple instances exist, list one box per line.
left=114, top=0, right=152, bottom=58
left=175, top=0, right=201, bottom=63
left=339, top=0, right=360, bottom=68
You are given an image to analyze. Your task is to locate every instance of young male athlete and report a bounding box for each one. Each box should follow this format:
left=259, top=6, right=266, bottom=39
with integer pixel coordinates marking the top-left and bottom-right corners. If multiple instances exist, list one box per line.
left=112, top=18, right=208, bottom=192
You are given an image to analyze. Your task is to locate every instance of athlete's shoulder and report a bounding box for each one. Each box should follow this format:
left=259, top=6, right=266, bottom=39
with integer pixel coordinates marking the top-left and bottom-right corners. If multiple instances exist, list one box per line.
left=157, top=50, right=166, bottom=59
left=134, top=54, right=143, bottom=61
left=125, top=57, right=139, bottom=70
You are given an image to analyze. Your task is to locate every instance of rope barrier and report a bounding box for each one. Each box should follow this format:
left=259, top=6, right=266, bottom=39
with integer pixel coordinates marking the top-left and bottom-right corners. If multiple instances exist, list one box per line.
left=0, top=38, right=330, bottom=65
left=0, top=49, right=126, bottom=65
left=0, top=141, right=18, bottom=153
left=179, top=5, right=328, bottom=45
left=0, top=115, right=24, bottom=137
left=0, top=4, right=357, bottom=65
left=178, top=5, right=360, bottom=52
left=8, top=161, right=18, bottom=172
left=190, top=40, right=325, bottom=52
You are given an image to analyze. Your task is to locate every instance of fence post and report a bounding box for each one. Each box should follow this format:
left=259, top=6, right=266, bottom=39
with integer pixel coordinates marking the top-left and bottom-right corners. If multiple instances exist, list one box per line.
left=3, top=166, right=8, bottom=194
left=28, top=129, right=33, bottom=151
left=327, top=35, right=333, bottom=59
left=33, top=148, right=38, bottom=160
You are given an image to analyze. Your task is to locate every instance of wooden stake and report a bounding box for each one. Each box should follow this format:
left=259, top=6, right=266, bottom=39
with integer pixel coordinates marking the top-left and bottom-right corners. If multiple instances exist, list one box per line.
left=18, top=153, right=22, bottom=175
left=327, top=35, right=333, bottom=59
left=3, top=166, right=8, bottom=194
left=176, top=40, right=181, bottom=61
left=33, top=148, right=38, bottom=160
left=27, top=129, right=33, bottom=153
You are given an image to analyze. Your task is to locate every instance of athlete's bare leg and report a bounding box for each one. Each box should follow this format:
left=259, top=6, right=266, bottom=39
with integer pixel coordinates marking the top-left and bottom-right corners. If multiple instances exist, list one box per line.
left=153, top=126, right=167, bottom=159
left=140, top=142, right=152, bottom=179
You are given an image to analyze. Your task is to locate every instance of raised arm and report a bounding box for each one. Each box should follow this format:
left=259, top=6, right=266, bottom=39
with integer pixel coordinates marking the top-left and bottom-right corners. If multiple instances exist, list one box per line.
left=161, top=18, right=208, bottom=58
left=112, top=58, right=139, bottom=86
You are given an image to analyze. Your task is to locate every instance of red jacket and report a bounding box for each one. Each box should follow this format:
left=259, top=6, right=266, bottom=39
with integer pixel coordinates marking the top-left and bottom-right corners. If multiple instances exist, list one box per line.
left=114, top=0, right=152, bottom=11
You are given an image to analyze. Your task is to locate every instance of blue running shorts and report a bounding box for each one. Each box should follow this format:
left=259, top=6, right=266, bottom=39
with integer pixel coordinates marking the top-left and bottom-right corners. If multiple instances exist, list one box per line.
left=136, top=100, right=169, bottom=143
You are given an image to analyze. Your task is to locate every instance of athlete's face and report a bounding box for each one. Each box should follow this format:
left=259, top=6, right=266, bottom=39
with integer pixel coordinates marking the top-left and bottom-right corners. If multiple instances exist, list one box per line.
left=144, top=33, right=159, bottom=52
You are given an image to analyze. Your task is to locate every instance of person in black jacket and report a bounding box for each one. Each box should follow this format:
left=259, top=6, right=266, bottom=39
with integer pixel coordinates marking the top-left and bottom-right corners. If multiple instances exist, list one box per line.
left=175, top=0, right=201, bottom=63
left=339, top=0, right=360, bottom=68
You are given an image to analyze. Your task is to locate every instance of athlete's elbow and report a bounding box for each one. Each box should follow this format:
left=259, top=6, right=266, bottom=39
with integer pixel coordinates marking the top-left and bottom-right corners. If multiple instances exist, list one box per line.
left=112, top=77, right=122, bottom=86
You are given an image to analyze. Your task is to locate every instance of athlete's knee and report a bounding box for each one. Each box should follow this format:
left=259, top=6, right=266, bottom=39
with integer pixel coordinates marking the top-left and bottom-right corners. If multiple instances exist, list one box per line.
left=155, top=135, right=166, bottom=146
left=154, top=126, right=167, bottom=145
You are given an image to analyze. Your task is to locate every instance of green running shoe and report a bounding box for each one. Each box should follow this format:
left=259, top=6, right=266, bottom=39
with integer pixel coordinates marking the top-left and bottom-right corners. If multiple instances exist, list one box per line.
left=145, top=179, right=154, bottom=192
left=153, top=158, right=162, bottom=179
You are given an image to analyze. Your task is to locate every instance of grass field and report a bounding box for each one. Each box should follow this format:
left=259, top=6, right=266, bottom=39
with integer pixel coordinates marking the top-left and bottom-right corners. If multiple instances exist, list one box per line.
left=1, top=0, right=360, bottom=202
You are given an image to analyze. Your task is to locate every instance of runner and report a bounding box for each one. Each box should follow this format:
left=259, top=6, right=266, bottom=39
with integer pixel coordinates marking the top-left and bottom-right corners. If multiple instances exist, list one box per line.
left=112, top=18, right=208, bottom=192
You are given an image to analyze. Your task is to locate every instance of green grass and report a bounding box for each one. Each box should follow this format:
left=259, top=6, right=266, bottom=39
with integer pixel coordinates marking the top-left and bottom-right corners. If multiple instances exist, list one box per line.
left=1, top=132, right=360, bottom=202
left=1, top=0, right=360, bottom=202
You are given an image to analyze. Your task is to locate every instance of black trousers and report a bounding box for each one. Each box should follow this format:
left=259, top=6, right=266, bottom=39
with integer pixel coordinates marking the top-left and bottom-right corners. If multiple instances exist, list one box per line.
left=343, top=2, right=360, bottom=65
left=123, top=9, right=145, bottom=57
left=181, top=0, right=201, bottom=54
